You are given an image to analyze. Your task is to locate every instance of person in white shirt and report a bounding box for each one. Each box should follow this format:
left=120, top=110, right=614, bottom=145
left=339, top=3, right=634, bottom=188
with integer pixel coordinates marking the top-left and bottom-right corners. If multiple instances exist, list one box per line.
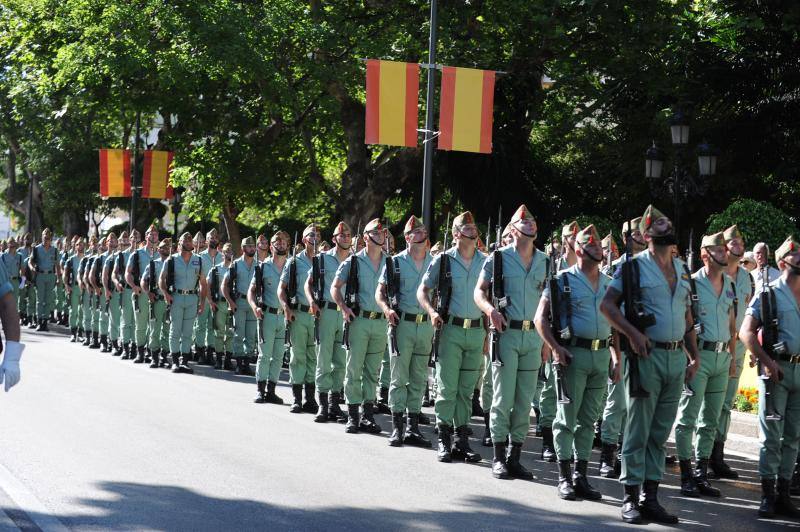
left=752, top=243, right=780, bottom=286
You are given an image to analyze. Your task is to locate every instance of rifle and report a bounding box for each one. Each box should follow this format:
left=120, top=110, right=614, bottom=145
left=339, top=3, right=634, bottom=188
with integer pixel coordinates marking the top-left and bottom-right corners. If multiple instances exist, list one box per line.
left=682, top=229, right=702, bottom=397
left=341, top=224, right=359, bottom=350
left=429, top=213, right=451, bottom=367
left=284, top=232, right=298, bottom=348
left=255, top=262, right=264, bottom=344
left=385, top=228, right=400, bottom=356
left=132, top=250, right=141, bottom=313
left=311, top=234, right=323, bottom=345
left=147, top=260, right=157, bottom=320
left=759, top=265, right=784, bottom=421
left=489, top=207, right=507, bottom=367
left=548, top=243, right=572, bottom=404
left=620, top=228, right=653, bottom=398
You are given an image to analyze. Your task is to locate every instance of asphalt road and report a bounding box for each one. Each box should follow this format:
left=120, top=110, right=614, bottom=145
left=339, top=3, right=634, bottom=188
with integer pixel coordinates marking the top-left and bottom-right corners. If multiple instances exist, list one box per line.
left=0, top=328, right=792, bottom=531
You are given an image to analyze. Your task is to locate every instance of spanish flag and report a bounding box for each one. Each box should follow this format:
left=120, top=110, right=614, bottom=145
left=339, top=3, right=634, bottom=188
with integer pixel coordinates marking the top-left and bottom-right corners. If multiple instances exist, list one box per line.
left=438, top=66, right=495, bottom=154
left=142, top=150, right=174, bottom=200
left=365, top=59, right=420, bottom=147
left=99, top=149, right=131, bottom=198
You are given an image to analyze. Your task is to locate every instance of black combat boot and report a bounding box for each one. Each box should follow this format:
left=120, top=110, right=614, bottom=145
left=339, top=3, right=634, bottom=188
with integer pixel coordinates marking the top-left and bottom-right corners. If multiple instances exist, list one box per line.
left=223, top=352, right=234, bottom=370
left=507, top=441, right=533, bottom=480
left=173, top=353, right=193, bottom=374
left=776, top=477, right=800, bottom=517
left=599, top=442, right=618, bottom=478
left=679, top=459, right=700, bottom=497
left=192, top=345, right=201, bottom=362
left=492, top=443, right=509, bottom=479
left=437, top=424, right=453, bottom=463
left=471, top=389, right=483, bottom=417
left=557, top=460, right=576, bottom=500
left=709, top=440, right=738, bottom=479
left=620, top=485, right=642, bottom=524
left=481, top=412, right=492, bottom=447
left=204, top=346, right=216, bottom=366
left=376, top=387, right=391, bottom=415
left=451, top=425, right=481, bottom=462
left=121, top=342, right=131, bottom=359
left=241, top=357, right=255, bottom=376
left=303, top=383, right=318, bottom=413
left=77, top=327, right=85, bottom=342
left=388, top=412, right=405, bottom=446
left=404, top=413, right=431, bottom=447
left=758, top=478, right=776, bottom=518
left=133, top=345, right=146, bottom=363
left=265, top=382, right=284, bottom=405
left=28, top=316, right=38, bottom=329
left=89, top=332, right=101, bottom=349
left=540, top=426, right=556, bottom=462
left=417, top=412, right=431, bottom=425
left=328, top=392, right=345, bottom=421
left=314, top=392, right=329, bottom=423
left=533, top=407, right=542, bottom=435
left=573, top=459, right=601, bottom=500
left=36, top=318, right=47, bottom=331
left=693, top=458, right=720, bottom=497
left=100, top=335, right=110, bottom=352
left=170, top=353, right=182, bottom=373
left=149, top=350, right=160, bottom=369
left=214, top=351, right=223, bottom=369
left=163, top=353, right=173, bottom=370
left=113, top=340, right=123, bottom=356
left=345, top=404, right=360, bottom=434
left=235, top=358, right=245, bottom=375
left=70, top=327, right=78, bottom=342
left=144, top=348, right=152, bottom=364
left=254, top=381, right=267, bottom=404
left=82, top=331, right=92, bottom=346
left=640, top=480, right=678, bottom=524
left=792, top=458, right=800, bottom=496
left=359, top=402, right=382, bottom=434
left=289, top=384, right=303, bottom=413
left=593, top=419, right=602, bottom=449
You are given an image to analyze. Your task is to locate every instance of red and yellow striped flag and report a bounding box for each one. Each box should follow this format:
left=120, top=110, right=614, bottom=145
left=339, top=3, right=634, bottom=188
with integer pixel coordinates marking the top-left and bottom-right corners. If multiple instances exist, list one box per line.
left=438, top=66, right=495, bottom=153
left=99, top=149, right=131, bottom=198
left=365, top=59, right=419, bottom=147
left=142, top=150, right=174, bottom=199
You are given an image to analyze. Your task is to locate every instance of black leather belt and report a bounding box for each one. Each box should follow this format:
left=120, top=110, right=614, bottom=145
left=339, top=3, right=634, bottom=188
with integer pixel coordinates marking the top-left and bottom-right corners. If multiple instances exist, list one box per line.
left=176, top=289, right=197, bottom=295
left=35, top=269, right=53, bottom=274
left=569, top=337, right=611, bottom=350
left=264, top=306, right=280, bottom=315
left=10, top=276, right=19, bottom=281
left=700, top=340, right=729, bottom=353
left=358, top=310, right=383, bottom=320
left=778, top=353, right=800, bottom=363
left=653, top=340, right=684, bottom=351
left=448, top=316, right=483, bottom=328
left=508, top=319, right=535, bottom=331
left=322, top=301, right=339, bottom=311
left=401, top=312, right=428, bottom=324
left=298, top=303, right=311, bottom=313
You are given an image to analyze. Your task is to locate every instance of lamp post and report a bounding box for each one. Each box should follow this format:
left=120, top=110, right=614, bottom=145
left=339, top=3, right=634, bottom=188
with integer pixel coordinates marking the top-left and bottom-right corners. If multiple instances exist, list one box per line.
left=645, top=110, right=718, bottom=241
left=171, top=186, right=185, bottom=242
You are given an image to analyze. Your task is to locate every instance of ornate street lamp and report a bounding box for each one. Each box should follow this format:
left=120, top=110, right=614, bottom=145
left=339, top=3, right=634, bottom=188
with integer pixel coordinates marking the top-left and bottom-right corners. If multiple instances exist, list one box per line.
left=171, top=186, right=185, bottom=242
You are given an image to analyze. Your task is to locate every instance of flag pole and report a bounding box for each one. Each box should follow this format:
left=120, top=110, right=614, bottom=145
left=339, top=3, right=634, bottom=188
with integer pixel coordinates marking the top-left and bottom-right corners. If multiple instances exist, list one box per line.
left=420, top=0, right=437, bottom=237
left=130, top=110, right=141, bottom=232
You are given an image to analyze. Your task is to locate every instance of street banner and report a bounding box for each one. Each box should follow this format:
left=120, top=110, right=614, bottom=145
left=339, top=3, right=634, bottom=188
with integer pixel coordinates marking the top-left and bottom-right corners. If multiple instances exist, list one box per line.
left=142, top=150, right=174, bottom=199
left=365, top=59, right=420, bottom=147
left=438, top=66, right=495, bottom=153
left=99, top=148, right=131, bottom=198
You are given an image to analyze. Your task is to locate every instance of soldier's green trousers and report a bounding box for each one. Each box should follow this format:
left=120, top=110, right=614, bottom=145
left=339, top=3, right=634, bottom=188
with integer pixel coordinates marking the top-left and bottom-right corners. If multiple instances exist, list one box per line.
left=601, top=380, right=627, bottom=445
left=35, top=272, right=55, bottom=320
left=211, top=302, right=232, bottom=355
left=108, top=291, right=121, bottom=341
left=133, top=292, right=150, bottom=347
left=716, top=341, right=746, bottom=443
left=8, top=279, right=19, bottom=303
left=380, top=348, right=390, bottom=389
left=289, top=310, right=316, bottom=385
left=67, top=286, right=81, bottom=329
left=99, top=295, right=112, bottom=337
left=758, top=360, right=800, bottom=479
left=82, top=291, right=93, bottom=333
left=169, top=294, right=199, bottom=354
left=621, top=347, right=684, bottom=485
left=193, top=305, right=211, bottom=348
left=256, top=310, right=284, bottom=383
left=435, top=324, right=485, bottom=428
left=344, top=316, right=386, bottom=405
left=553, top=347, right=610, bottom=461
left=480, top=357, right=494, bottom=412
left=148, top=299, right=170, bottom=352
left=538, top=359, right=557, bottom=429
left=315, top=306, right=345, bottom=393
left=120, top=288, right=134, bottom=344
left=231, top=297, right=256, bottom=358
left=19, top=284, right=36, bottom=320
left=388, top=319, right=433, bottom=414
left=490, top=328, right=542, bottom=444
left=90, top=293, right=101, bottom=333
left=675, top=349, right=731, bottom=460
left=55, top=281, right=65, bottom=315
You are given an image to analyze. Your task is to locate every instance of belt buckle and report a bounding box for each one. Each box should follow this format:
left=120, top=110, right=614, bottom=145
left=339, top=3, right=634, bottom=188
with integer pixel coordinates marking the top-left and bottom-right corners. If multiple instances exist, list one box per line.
left=717, top=341, right=726, bottom=353
left=670, top=341, right=680, bottom=350
left=416, top=314, right=424, bottom=324
left=591, top=338, right=601, bottom=350
left=369, top=311, right=378, bottom=320
left=791, top=354, right=800, bottom=364
left=521, top=320, right=531, bottom=331
left=463, top=318, right=472, bottom=329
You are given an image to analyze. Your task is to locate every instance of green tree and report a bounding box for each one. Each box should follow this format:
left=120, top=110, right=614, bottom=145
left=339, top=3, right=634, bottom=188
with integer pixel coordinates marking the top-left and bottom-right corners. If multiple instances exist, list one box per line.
left=706, top=198, right=798, bottom=256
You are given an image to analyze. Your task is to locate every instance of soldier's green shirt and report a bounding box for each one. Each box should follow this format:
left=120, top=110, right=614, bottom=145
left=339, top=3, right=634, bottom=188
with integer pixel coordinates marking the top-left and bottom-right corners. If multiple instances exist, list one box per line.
left=141, top=255, right=166, bottom=289
left=206, top=263, right=229, bottom=302
left=114, top=249, right=133, bottom=281
left=251, top=257, right=283, bottom=309
left=609, top=250, right=692, bottom=343
left=0, top=258, right=13, bottom=299
left=199, top=249, right=224, bottom=277
left=730, top=266, right=753, bottom=330
left=305, top=248, right=346, bottom=303
left=422, top=247, right=486, bottom=319
left=746, top=276, right=800, bottom=354
left=479, top=245, right=548, bottom=322
left=334, top=248, right=386, bottom=314
left=127, top=247, right=157, bottom=283
left=66, top=254, right=83, bottom=285
left=225, top=257, right=256, bottom=298
left=543, top=264, right=613, bottom=339
left=169, top=252, right=202, bottom=291
left=692, top=267, right=735, bottom=344
left=31, top=244, right=59, bottom=271
left=280, top=251, right=314, bottom=306
left=378, top=249, right=432, bottom=315
left=0, top=252, right=23, bottom=279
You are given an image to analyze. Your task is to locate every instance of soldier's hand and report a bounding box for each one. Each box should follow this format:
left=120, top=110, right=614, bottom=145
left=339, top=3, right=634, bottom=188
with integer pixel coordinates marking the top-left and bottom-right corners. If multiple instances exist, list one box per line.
left=430, top=311, right=443, bottom=329
left=611, top=360, right=622, bottom=384
left=728, top=358, right=738, bottom=378
left=133, top=286, right=141, bottom=295
left=748, top=351, right=757, bottom=368
left=342, top=306, right=355, bottom=323
left=105, top=290, right=111, bottom=299
left=148, top=293, right=155, bottom=303
left=552, top=345, right=573, bottom=366
left=629, top=330, right=650, bottom=358
left=165, top=294, right=173, bottom=305
left=254, top=307, right=263, bottom=320
left=765, top=360, right=784, bottom=382
left=197, top=303, right=205, bottom=316
left=285, top=307, right=295, bottom=323
left=385, top=309, right=399, bottom=326
left=489, top=309, right=507, bottom=332
left=685, top=358, right=699, bottom=382
left=229, top=302, right=238, bottom=314
left=310, top=302, right=320, bottom=318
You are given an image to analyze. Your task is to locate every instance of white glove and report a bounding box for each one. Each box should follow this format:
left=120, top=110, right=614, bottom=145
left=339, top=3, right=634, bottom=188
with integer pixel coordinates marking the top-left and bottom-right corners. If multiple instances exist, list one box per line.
left=0, top=341, right=24, bottom=392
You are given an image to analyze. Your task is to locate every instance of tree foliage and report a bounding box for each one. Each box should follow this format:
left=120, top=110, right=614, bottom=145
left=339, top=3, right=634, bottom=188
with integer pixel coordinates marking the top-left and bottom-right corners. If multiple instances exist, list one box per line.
left=706, top=198, right=798, bottom=255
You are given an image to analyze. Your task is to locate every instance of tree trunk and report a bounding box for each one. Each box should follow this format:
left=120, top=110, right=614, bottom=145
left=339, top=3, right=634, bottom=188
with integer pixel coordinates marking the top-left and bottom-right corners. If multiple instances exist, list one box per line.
left=62, top=209, right=88, bottom=239
left=221, top=200, right=241, bottom=255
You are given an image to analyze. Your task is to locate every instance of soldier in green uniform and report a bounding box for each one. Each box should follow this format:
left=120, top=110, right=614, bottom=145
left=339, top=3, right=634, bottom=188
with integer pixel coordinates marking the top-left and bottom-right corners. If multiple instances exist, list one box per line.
left=710, top=225, right=753, bottom=479
left=740, top=236, right=800, bottom=519
left=375, top=215, right=433, bottom=447
left=304, top=222, right=351, bottom=421
left=127, top=225, right=159, bottom=363
left=331, top=219, right=388, bottom=435
left=251, top=232, right=289, bottom=405
left=536, top=224, right=614, bottom=500
left=601, top=205, right=700, bottom=525
left=209, top=243, right=234, bottom=370
left=141, top=238, right=172, bottom=369
left=54, top=238, right=66, bottom=324
left=106, top=231, right=128, bottom=355
left=598, top=217, right=646, bottom=477
left=418, top=212, right=485, bottom=462
left=18, top=233, right=35, bottom=327
left=1, top=239, right=23, bottom=305
left=95, top=232, right=118, bottom=351
left=115, top=230, right=138, bottom=358
left=223, top=236, right=258, bottom=375
left=194, top=229, right=223, bottom=365
left=159, top=232, right=208, bottom=374
left=80, top=236, right=100, bottom=347
left=64, top=238, right=85, bottom=342
left=29, top=228, right=60, bottom=331
left=279, top=225, right=319, bottom=414
left=475, top=205, right=547, bottom=478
